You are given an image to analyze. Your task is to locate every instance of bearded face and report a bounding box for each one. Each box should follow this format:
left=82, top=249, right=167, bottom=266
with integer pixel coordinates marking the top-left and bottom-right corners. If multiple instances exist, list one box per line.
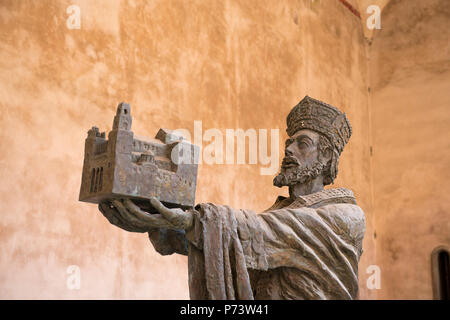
left=273, top=129, right=328, bottom=188
left=273, top=158, right=326, bottom=187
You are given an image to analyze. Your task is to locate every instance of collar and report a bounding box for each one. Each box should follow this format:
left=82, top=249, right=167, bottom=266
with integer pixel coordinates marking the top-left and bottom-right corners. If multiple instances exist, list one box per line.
left=265, top=188, right=356, bottom=211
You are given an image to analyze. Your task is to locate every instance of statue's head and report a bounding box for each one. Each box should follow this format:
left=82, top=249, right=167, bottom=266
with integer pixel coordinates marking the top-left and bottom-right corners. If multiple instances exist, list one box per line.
left=274, top=96, right=352, bottom=188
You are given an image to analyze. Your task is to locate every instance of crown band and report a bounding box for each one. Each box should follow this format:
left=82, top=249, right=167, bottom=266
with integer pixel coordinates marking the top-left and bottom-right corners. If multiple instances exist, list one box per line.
left=286, top=96, right=352, bottom=154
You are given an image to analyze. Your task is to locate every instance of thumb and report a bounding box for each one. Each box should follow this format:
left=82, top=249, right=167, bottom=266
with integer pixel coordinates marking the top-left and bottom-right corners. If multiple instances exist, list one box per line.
left=150, top=197, right=179, bottom=223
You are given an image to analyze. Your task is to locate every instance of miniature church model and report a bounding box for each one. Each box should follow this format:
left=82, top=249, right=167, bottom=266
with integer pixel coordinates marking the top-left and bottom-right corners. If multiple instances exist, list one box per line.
left=79, top=102, right=199, bottom=211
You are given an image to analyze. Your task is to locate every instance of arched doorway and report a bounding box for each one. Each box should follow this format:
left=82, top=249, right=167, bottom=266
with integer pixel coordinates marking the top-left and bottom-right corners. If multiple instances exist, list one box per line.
left=432, top=246, right=450, bottom=300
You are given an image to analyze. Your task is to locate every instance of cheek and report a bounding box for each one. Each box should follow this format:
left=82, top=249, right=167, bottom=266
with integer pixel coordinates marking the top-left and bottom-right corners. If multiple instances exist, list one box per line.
left=297, top=148, right=319, bottom=163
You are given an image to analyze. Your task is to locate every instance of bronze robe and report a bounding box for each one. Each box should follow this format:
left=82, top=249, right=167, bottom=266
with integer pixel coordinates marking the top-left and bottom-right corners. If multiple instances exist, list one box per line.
left=148, top=188, right=365, bottom=300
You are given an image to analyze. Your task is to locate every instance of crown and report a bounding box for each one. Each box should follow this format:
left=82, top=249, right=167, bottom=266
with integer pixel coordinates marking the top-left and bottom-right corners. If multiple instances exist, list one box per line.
left=286, top=96, right=352, bottom=154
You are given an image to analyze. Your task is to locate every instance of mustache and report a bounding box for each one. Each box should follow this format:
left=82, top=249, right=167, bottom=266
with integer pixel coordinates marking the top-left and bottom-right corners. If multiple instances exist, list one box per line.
left=281, top=156, right=300, bottom=168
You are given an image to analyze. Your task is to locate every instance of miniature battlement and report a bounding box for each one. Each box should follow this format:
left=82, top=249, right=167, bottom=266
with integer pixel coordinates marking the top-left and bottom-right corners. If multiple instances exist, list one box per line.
left=79, top=102, right=199, bottom=211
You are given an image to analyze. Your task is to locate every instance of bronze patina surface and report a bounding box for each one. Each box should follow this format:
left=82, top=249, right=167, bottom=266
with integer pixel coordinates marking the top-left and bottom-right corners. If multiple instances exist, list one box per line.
left=79, top=102, right=199, bottom=211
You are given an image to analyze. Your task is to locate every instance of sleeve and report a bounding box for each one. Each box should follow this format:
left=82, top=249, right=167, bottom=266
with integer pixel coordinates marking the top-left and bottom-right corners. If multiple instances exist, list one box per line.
left=185, top=203, right=269, bottom=270
left=147, top=228, right=189, bottom=256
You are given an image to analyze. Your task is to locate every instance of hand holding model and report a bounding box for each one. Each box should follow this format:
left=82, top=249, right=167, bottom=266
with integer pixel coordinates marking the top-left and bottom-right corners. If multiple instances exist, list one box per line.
left=98, top=198, right=194, bottom=232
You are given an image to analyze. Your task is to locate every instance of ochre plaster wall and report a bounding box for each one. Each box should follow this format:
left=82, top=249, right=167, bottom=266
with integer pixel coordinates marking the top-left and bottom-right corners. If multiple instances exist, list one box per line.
left=370, top=0, right=450, bottom=299
left=0, top=0, right=374, bottom=298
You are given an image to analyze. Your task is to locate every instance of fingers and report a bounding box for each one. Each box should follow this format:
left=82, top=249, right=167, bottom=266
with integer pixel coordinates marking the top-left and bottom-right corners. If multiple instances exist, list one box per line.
left=123, top=198, right=174, bottom=229
left=98, top=201, right=145, bottom=233
left=149, top=197, right=193, bottom=230
left=112, top=199, right=148, bottom=229
left=150, top=197, right=179, bottom=223
left=102, top=197, right=191, bottom=231
left=99, top=201, right=125, bottom=226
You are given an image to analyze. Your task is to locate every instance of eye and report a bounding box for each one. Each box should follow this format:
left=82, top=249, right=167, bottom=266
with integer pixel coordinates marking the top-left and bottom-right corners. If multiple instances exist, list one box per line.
left=297, top=140, right=309, bottom=148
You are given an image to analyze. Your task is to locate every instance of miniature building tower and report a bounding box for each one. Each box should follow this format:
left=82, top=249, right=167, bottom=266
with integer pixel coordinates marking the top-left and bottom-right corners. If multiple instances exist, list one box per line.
left=79, top=126, right=108, bottom=201
left=79, top=102, right=199, bottom=211
left=113, top=102, right=132, bottom=131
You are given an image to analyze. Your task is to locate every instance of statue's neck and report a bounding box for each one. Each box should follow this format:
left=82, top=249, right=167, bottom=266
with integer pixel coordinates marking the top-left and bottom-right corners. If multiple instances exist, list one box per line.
left=289, top=177, right=325, bottom=199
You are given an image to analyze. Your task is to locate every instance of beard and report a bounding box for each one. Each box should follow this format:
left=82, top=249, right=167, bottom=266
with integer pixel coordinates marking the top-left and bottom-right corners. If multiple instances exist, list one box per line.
left=273, top=157, right=326, bottom=187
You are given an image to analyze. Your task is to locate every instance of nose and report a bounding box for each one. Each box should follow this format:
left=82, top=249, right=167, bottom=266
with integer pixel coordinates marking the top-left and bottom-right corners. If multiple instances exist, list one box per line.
left=285, top=148, right=293, bottom=157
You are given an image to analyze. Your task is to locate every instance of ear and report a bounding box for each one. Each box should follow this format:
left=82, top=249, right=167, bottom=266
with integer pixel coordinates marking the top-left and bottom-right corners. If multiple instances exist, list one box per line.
left=317, top=135, right=333, bottom=165
left=320, top=145, right=333, bottom=163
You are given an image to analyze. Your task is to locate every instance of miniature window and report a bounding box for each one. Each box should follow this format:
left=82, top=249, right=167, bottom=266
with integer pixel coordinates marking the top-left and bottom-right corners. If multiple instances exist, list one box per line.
left=98, top=167, right=103, bottom=191
left=90, top=168, right=96, bottom=193
left=94, top=168, right=100, bottom=192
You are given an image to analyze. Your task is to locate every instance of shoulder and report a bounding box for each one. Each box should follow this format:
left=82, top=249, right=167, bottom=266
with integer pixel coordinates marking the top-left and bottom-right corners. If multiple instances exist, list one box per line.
left=318, top=203, right=365, bottom=217
left=316, top=203, right=365, bottom=224
left=316, top=203, right=366, bottom=240
left=263, top=196, right=293, bottom=212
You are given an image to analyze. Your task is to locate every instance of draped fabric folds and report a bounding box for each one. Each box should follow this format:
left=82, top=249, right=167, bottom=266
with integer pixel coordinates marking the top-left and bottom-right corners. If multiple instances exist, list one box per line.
left=148, top=188, right=366, bottom=300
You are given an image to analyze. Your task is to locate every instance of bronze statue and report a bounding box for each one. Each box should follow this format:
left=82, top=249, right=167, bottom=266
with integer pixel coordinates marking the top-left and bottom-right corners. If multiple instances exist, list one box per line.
left=96, top=96, right=366, bottom=300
